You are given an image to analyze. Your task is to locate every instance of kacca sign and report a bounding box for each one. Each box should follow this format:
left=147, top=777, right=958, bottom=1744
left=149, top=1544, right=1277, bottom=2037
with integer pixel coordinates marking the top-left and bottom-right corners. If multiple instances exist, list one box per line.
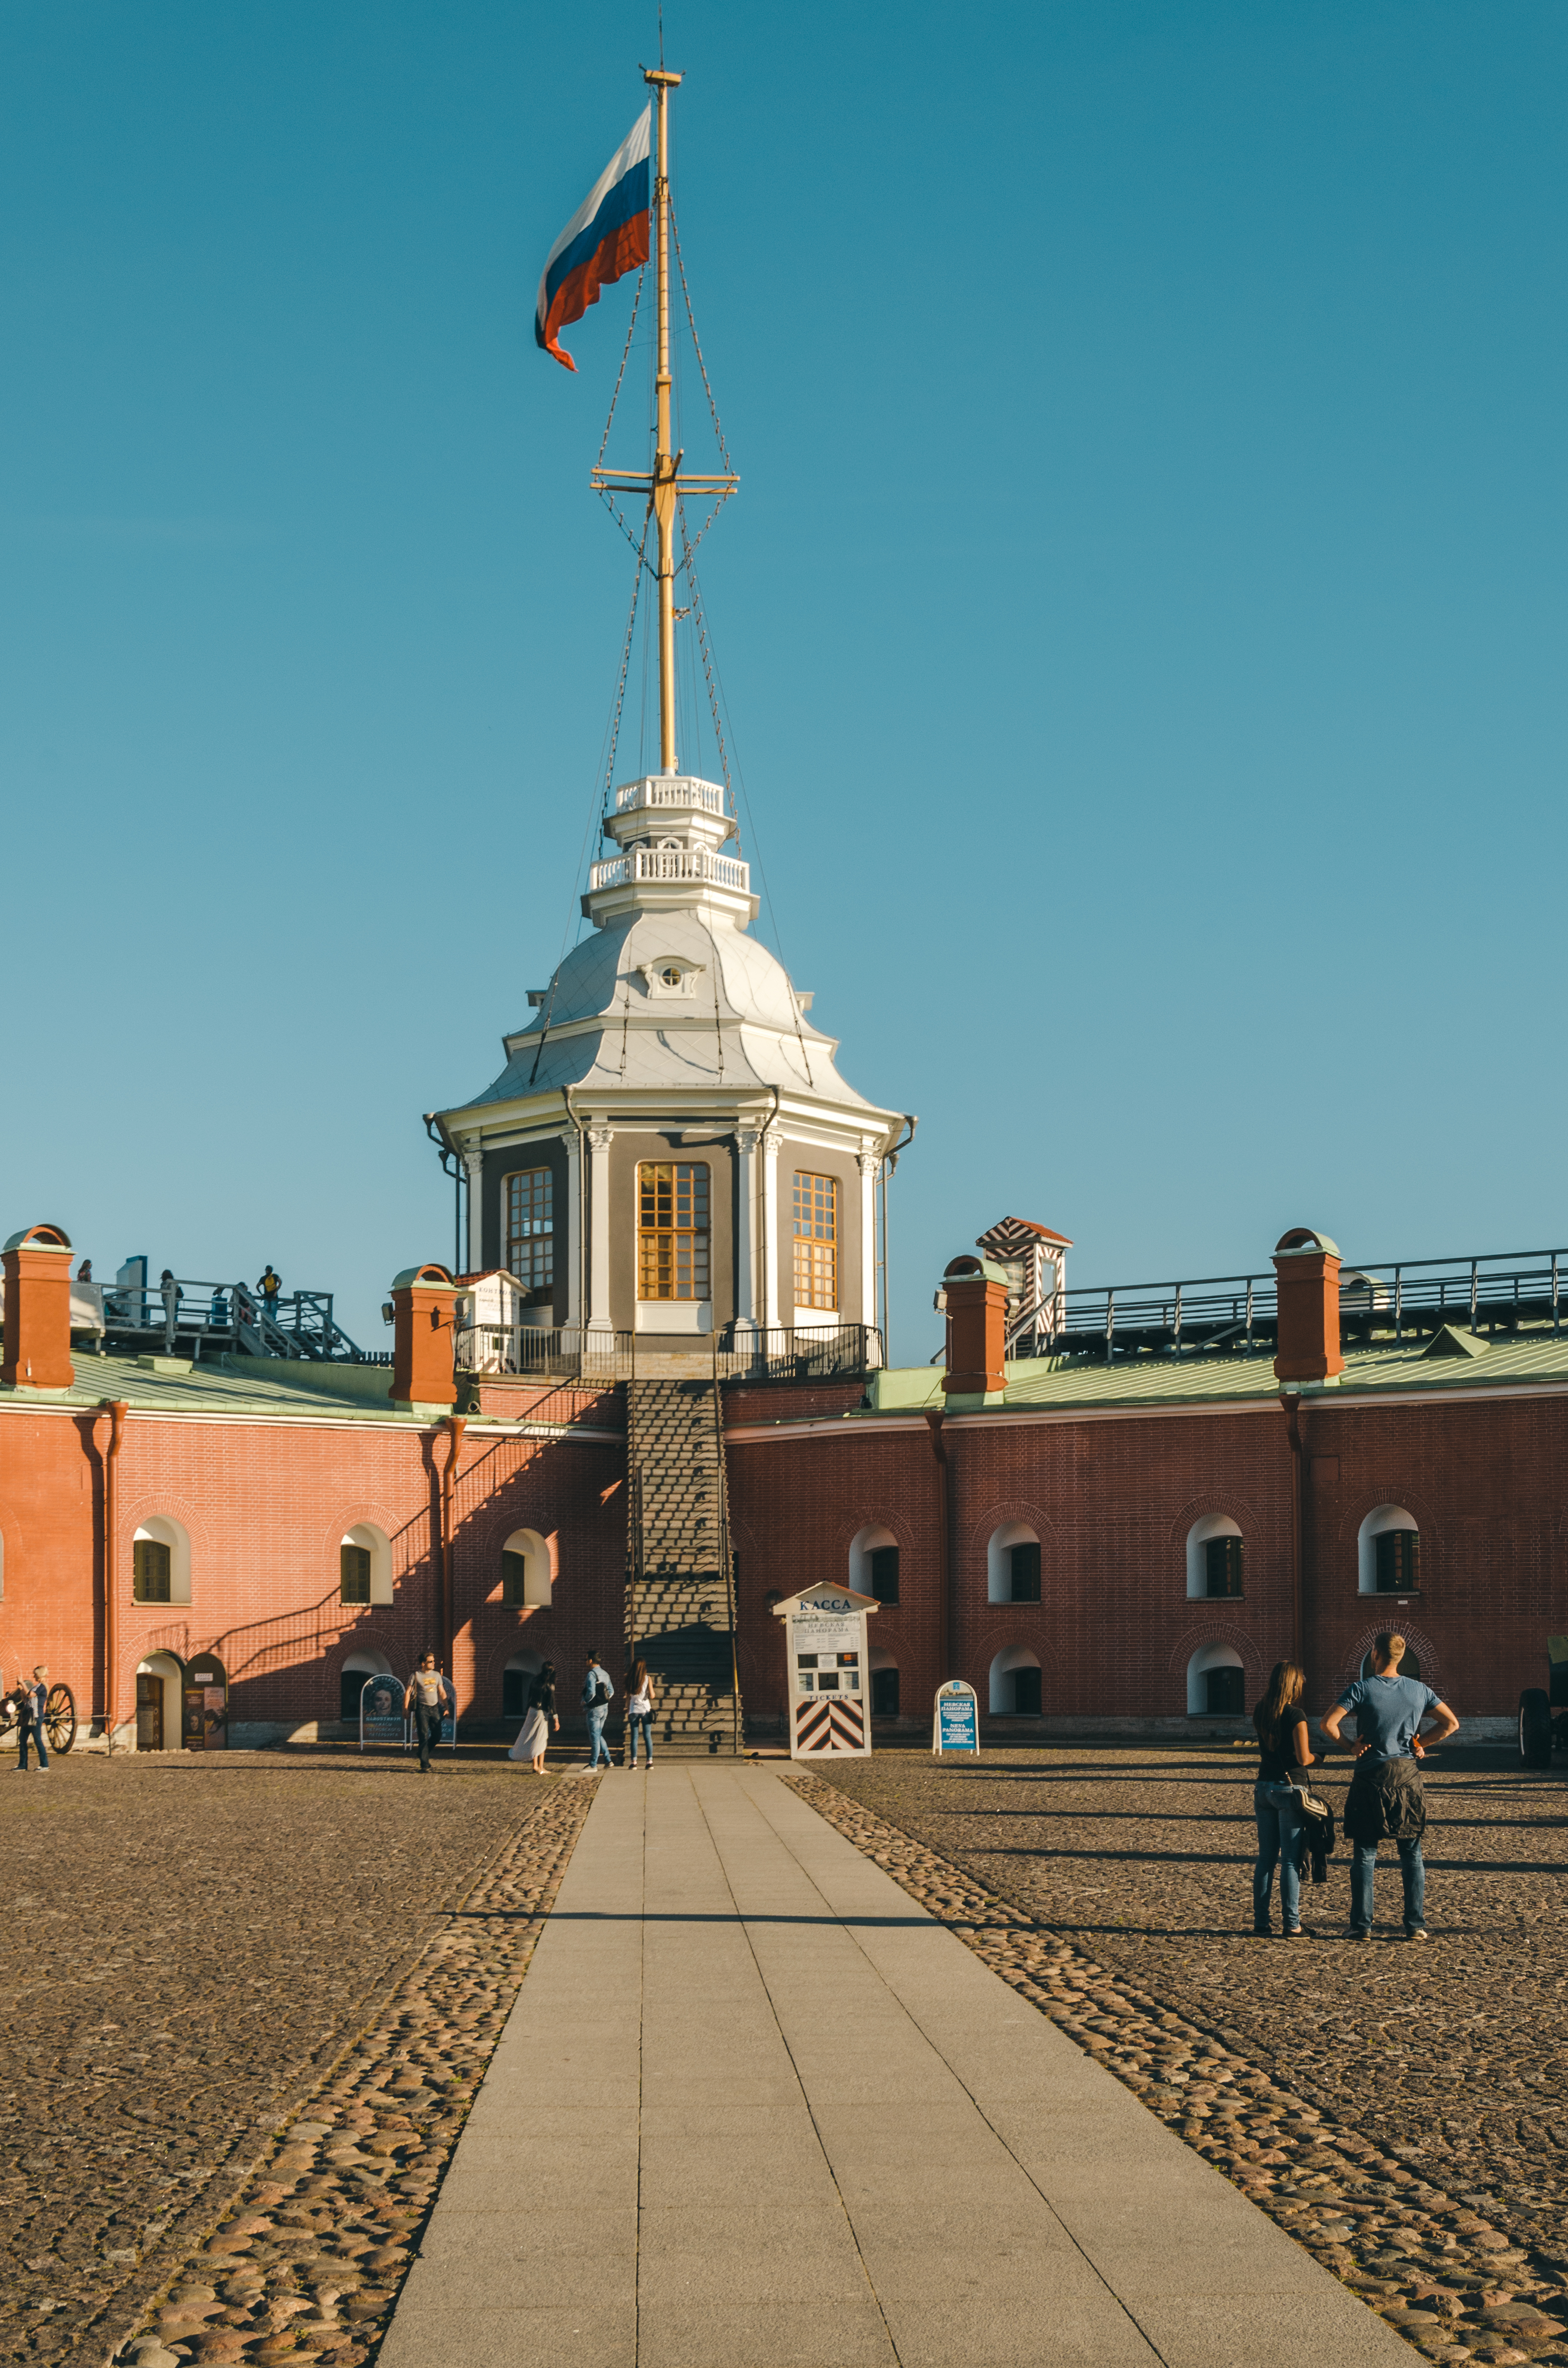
left=772, top=1583, right=880, bottom=1759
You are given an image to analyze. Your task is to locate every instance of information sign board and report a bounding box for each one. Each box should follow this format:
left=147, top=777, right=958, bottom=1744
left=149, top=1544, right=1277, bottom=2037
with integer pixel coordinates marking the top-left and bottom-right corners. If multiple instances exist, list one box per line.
left=933, top=1679, right=979, bottom=1757
left=360, top=1675, right=406, bottom=1750
left=773, top=1583, right=880, bottom=1758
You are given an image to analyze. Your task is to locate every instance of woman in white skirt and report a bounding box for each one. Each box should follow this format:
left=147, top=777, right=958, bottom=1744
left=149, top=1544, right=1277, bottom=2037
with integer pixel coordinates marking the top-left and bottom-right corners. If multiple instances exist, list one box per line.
left=625, top=1659, right=656, bottom=1768
left=509, top=1661, right=557, bottom=1775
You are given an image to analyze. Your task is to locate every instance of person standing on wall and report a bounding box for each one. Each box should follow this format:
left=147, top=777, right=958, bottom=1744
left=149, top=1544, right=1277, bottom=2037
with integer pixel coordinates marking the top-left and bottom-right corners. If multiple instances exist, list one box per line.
left=15, top=1666, right=51, bottom=1775
left=582, top=1651, right=615, bottom=1771
left=624, top=1659, right=656, bottom=1769
left=257, top=1266, right=282, bottom=1327
left=1321, top=1632, right=1458, bottom=1940
left=404, top=1652, right=454, bottom=1774
left=160, top=1268, right=180, bottom=1354
left=1250, top=1661, right=1313, bottom=1937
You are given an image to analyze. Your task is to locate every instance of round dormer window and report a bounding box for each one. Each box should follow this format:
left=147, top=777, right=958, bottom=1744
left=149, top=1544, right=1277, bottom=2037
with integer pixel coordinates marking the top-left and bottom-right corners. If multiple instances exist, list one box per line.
left=659, top=965, right=682, bottom=988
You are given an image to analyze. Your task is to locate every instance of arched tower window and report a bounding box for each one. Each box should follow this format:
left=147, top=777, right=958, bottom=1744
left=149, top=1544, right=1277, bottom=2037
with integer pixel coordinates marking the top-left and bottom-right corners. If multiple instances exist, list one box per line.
left=501, top=1529, right=552, bottom=1608
left=1186, top=1515, right=1243, bottom=1599
left=1358, top=1506, right=1421, bottom=1595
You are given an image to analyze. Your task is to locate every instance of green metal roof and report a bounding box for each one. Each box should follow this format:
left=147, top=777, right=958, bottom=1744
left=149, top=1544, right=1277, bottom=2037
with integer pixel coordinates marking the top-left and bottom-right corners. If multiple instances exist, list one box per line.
left=5, top=1353, right=430, bottom=1424
left=864, top=1328, right=1568, bottom=1419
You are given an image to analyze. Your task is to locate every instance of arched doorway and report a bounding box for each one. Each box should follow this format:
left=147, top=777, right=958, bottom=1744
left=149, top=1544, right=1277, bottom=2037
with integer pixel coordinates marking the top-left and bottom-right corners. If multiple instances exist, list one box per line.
left=341, top=1647, right=396, bottom=1726
left=136, top=1652, right=184, bottom=1751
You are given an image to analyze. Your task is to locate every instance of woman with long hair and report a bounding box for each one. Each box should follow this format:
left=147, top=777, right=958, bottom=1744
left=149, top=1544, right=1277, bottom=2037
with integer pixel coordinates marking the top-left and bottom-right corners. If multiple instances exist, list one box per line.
left=510, top=1660, right=557, bottom=1777
left=1252, top=1660, right=1314, bottom=1936
left=625, top=1658, right=656, bottom=1769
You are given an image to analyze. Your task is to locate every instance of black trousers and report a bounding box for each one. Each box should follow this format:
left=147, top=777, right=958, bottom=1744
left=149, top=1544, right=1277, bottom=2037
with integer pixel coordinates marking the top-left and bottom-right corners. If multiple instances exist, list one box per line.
left=415, top=1702, right=443, bottom=1770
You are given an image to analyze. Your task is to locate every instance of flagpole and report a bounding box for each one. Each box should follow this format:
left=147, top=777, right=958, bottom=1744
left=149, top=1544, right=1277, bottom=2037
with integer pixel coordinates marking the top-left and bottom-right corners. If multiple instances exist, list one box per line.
left=645, top=65, right=682, bottom=775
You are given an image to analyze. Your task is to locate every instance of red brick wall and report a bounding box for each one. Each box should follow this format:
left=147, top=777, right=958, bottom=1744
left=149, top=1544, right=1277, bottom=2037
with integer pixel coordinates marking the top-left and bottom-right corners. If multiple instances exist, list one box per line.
left=724, top=1391, right=1568, bottom=1723
left=0, top=1404, right=626, bottom=1735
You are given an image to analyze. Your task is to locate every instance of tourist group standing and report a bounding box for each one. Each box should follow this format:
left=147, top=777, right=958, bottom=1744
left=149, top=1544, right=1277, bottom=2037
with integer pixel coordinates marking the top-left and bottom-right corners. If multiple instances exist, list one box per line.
left=1250, top=1632, right=1457, bottom=1939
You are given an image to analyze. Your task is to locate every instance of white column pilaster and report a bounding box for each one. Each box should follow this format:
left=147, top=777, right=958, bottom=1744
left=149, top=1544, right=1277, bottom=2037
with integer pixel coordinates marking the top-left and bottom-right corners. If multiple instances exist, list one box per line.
left=761, top=1126, right=783, bottom=1332
left=734, top=1127, right=761, bottom=1335
left=561, top=1127, right=582, bottom=1341
left=858, top=1149, right=880, bottom=1332
left=462, top=1143, right=485, bottom=1277
left=586, top=1127, right=614, bottom=1334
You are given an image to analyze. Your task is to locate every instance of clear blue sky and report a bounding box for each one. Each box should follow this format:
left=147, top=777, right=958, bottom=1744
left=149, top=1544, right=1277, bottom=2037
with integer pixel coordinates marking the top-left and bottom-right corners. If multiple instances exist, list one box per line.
left=2, top=2, right=1564, bottom=1361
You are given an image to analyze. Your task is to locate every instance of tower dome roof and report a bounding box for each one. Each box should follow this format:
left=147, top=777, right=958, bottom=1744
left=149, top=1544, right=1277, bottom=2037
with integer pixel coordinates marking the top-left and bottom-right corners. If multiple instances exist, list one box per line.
left=446, top=901, right=876, bottom=1116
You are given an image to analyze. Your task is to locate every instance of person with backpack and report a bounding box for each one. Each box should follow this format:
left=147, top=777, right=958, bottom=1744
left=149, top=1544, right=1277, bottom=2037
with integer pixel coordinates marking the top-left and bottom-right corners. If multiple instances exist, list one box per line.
left=1251, top=1660, right=1315, bottom=1937
left=582, top=1651, right=614, bottom=1770
left=624, top=1659, right=657, bottom=1768
left=1322, top=1632, right=1458, bottom=1940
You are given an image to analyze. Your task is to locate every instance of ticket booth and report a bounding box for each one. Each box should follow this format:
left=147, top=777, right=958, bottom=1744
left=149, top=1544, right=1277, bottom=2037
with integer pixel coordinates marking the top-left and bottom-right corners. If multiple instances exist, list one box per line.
left=182, top=1655, right=229, bottom=1750
left=773, top=1583, right=879, bottom=1758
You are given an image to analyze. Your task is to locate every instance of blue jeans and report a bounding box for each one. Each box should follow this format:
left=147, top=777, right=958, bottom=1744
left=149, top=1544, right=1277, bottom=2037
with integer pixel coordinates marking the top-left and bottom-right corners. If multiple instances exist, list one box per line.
left=1351, top=1837, right=1425, bottom=1932
left=1253, top=1782, right=1304, bottom=1929
left=626, top=1712, right=653, bottom=1766
left=18, top=1718, right=48, bottom=1772
left=587, top=1708, right=612, bottom=1768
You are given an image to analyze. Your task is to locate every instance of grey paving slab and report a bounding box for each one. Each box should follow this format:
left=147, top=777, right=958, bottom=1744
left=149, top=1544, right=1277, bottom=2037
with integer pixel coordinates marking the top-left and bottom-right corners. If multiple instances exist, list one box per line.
left=381, top=1763, right=1417, bottom=2368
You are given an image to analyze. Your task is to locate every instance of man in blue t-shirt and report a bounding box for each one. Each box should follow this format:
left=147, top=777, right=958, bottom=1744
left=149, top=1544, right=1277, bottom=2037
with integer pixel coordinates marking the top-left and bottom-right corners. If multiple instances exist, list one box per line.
left=1322, top=1633, right=1458, bottom=1939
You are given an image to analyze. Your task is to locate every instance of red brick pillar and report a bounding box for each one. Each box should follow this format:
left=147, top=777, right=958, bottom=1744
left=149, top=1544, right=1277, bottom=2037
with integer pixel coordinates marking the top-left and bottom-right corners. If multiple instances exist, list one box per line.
left=2, top=1223, right=75, bottom=1391
left=1273, top=1227, right=1345, bottom=1383
left=388, top=1264, right=461, bottom=1412
left=942, top=1255, right=1010, bottom=1403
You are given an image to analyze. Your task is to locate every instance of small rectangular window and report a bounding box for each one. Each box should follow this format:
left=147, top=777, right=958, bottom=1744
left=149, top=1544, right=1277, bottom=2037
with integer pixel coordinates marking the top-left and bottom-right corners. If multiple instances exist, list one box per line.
left=1204, top=1537, right=1244, bottom=1599
left=871, top=1666, right=900, bottom=1718
left=1374, top=1530, right=1419, bottom=1592
left=638, top=1162, right=710, bottom=1300
left=501, top=1551, right=527, bottom=1607
left=133, top=1540, right=171, bottom=1603
left=340, top=1545, right=371, bottom=1605
left=503, top=1667, right=530, bottom=1718
left=505, top=1167, right=554, bottom=1305
left=792, top=1171, right=839, bottom=1310
left=1009, top=1542, right=1041, bottom=1603
left=868, top=1545, right=899, bottom=1605
left=1013, top=1666, right=1042, bottom=1716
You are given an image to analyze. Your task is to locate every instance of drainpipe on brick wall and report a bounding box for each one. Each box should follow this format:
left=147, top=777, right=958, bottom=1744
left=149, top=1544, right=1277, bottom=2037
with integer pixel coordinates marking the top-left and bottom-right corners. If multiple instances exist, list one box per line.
left=441, top=1414, right=467, bottom=1669
left=102, top=1401, right=128, bottom=1749
left=924, top=1409, right=951, bottom=1677
left=1281, top=1392, right=1304, bottom=1668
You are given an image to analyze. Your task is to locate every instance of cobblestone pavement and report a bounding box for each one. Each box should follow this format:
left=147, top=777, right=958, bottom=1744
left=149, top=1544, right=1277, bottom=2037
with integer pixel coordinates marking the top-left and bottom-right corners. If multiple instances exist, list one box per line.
left=803, top=1746, right=1568, bottom=2367
left=0, top=1749, right=599, bottom=2368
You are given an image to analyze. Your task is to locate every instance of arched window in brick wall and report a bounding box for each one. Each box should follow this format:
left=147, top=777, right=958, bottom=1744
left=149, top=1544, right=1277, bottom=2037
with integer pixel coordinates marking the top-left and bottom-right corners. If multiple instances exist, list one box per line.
left=987, top=1522, right=1041, bottom=1604
left=1186, top=1514, right=1243, bottom=1599
left=501, top=1530, right=551, bottom=1608
left=340, top=1524, right=393, bottom=1606
left=989, top=1646, right=1041, bottom=1715
left=1358, top=1506, right=1421, bottom=1596
left=1187, top=1643, right=1244, bottom=1717
left=869, top=1649, right=900, bottom=1718
left=849, top=1525, right=899, bottom=1605
left=132, top=1516, right=191, bottom=1605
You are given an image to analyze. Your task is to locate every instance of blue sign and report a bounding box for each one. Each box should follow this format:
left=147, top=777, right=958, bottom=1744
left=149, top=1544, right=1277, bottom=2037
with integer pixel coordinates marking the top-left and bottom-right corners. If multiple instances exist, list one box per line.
left=934, top=1681, right=979, bottom=1756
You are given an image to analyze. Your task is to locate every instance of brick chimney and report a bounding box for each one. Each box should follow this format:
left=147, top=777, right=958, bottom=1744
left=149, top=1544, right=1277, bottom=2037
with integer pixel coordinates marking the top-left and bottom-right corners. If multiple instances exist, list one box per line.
left=388, top=1263, right=460, bottom=1412
left=1273, top=1227, right=1345, bottom=1384
left=941, top=1254, right=1009, bottom=1404
left=1, top=1223, right=75, bottom=1392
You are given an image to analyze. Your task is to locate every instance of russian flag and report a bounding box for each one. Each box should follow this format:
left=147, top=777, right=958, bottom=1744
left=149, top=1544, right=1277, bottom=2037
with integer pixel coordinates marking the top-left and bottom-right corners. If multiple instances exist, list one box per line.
left=535, top=108, right=652, bottom=373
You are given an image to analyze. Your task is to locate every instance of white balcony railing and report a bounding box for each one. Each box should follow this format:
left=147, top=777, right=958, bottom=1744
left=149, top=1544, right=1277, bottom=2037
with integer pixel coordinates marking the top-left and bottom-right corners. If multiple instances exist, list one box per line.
left=614, top=774, right=726, bottom=817
left=590, top=845, right=751, bottom=894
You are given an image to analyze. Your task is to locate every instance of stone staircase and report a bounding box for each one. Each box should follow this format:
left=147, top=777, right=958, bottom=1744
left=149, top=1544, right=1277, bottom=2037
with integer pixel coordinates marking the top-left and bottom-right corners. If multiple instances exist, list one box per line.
left=625, top=1375, right=742, bottom=1755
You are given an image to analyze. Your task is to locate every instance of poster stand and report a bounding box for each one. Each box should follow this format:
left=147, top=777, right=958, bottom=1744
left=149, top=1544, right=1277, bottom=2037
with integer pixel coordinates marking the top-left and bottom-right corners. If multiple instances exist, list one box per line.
left=773, top=1583, right=880, bottom=1758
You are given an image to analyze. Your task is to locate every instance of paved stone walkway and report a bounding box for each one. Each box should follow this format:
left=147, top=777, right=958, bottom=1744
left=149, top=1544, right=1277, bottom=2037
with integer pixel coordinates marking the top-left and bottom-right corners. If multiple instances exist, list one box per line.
left=381, top=1765, right=1414, bottom=2367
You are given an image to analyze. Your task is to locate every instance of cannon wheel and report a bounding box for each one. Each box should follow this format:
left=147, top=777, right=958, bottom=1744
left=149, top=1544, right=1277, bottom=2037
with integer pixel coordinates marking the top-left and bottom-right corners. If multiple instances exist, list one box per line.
left=1519, top=1687, right=1552, bottom=1769
left=44, top=1682, right=77, bottom=1756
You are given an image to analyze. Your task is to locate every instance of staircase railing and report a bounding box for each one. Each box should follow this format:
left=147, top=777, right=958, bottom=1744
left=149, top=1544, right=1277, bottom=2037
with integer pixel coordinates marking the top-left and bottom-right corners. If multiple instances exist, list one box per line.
left=709, top=1346, right=742, bottom=1756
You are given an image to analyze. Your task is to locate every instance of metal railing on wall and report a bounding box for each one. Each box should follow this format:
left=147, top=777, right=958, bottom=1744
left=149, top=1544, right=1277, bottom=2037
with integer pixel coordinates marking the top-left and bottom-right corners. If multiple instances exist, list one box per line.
left=454, top=1319, right=884, bottom=1386
left=1028, top=1246, right=1568, bottom=1366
